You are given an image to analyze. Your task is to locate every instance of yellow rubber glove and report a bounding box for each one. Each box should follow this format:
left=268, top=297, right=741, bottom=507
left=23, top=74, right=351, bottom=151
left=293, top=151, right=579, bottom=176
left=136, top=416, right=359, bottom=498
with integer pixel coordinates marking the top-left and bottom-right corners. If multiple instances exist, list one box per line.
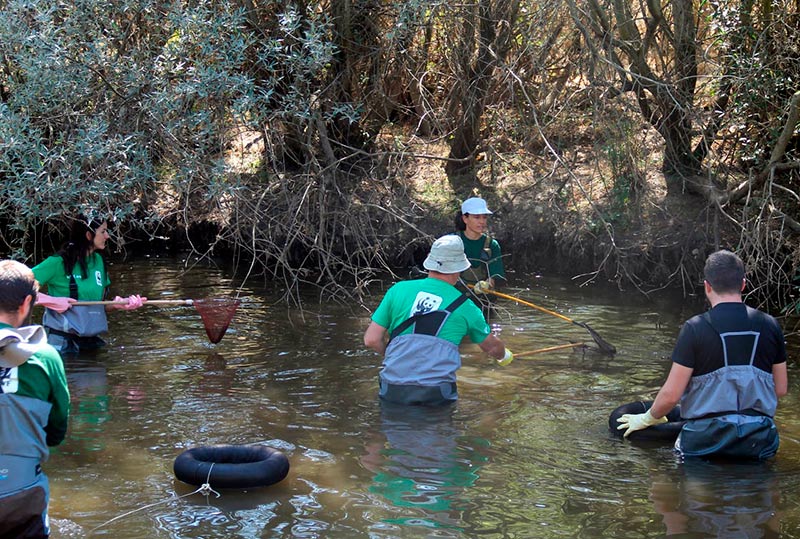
left=474, top=280, right=492, bottom=294
left=616, top=409, right=668, bottom=438
left=497, top=348, right=514, bottom=366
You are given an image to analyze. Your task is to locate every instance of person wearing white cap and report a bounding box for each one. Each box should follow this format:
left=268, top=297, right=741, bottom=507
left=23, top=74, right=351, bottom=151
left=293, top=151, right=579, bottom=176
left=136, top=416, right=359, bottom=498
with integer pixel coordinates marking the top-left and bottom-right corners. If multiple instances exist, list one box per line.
left=0, top=260, right=70, bottom=539
left=454, top=197, right=505, bottom=294
left=363, top=235, right=513, bottom=406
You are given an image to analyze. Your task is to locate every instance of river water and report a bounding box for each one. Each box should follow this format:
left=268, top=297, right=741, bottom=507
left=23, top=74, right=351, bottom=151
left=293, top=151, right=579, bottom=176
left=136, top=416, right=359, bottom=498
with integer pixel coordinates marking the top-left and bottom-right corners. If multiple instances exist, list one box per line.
left=43, top=255, right=800, bottom=538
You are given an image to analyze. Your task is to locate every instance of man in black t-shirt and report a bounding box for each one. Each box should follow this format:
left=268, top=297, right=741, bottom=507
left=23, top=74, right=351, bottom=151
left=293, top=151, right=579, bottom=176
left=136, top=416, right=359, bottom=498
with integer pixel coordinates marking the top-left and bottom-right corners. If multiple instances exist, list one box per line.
left=617, top=250, right=788, bottom=459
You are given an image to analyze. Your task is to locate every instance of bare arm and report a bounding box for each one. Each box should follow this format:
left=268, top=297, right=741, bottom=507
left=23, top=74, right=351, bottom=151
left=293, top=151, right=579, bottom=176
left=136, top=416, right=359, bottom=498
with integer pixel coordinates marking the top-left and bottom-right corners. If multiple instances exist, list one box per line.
left=478, top=334, right=506, bottom=360
left=650, top=363, right=694, bottom=419
left=773, top=362, right=788, bottom=398
left=363, top=321, right=388, bottom=355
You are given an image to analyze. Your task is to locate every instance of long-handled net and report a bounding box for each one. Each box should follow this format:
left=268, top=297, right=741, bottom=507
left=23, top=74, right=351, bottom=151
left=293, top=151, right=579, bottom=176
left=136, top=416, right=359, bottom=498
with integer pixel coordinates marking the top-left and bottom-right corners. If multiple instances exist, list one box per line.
left=464, top=285, right=617, bottom=355
left=75, top=297, right=240, bottom=344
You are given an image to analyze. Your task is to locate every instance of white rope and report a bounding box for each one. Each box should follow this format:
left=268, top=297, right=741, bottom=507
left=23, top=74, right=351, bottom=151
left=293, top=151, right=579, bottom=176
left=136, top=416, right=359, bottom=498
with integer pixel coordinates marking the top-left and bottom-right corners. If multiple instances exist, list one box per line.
left=88, top=463, right=220, bottom=536
left=198, top=462, right=221, bottom=498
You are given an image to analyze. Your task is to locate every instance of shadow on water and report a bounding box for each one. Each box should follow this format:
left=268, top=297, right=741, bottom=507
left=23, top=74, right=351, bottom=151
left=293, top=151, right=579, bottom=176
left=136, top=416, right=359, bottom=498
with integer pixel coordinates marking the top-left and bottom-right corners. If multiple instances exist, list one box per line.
left=43, top=257, right=800, bottom=538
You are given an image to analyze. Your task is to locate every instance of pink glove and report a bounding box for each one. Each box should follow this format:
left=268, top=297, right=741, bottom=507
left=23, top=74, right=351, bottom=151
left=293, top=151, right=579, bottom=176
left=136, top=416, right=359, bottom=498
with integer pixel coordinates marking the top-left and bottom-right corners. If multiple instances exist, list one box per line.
left=113, top=295, right=146, bottom=310
left=35, top=293, right=76, bottom=313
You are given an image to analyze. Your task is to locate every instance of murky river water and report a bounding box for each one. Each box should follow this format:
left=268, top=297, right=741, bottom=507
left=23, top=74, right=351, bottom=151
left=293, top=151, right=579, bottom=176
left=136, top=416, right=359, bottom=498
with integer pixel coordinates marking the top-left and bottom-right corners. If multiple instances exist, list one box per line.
left=43, top=256, right=800, bottom=538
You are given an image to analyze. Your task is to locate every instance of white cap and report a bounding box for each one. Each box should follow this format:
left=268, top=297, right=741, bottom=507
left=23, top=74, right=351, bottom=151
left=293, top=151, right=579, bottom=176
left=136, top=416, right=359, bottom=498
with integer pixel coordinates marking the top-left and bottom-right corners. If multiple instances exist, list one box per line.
left=423, top=235, right=471, bottom=274
left=461, top=197, right=493, bottom=215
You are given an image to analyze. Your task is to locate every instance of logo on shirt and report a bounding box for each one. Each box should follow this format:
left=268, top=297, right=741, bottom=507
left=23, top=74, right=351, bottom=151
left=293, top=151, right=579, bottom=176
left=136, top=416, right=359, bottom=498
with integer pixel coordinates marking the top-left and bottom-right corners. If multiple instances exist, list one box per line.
left=410, top=292, right=443, bottom=317
left=95, top=270, right=103, bottom=287
left=0, top=367, right=19, bottom=394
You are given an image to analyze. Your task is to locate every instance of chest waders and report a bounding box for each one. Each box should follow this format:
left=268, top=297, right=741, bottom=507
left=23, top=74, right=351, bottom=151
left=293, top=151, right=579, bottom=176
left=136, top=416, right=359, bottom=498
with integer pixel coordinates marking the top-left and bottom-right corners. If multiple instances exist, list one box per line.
left=379, top=294, right=469, bottom=406
left=42, top=274, right=108, bottom=354
left=0, top=392, right=52, bottom=537
left=678, top=309, right=779, bottom=460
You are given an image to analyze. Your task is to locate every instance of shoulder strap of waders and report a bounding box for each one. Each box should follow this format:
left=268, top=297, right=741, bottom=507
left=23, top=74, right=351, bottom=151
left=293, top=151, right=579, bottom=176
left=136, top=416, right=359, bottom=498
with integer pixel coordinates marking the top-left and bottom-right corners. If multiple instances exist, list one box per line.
left=701, top=306, right=763, bottom=335
left=482, top=234, right=492, bottom=260
left=388, top=293, right=469, bottom=343
left=460, top=232, right=493, bottom=261
left=69, top=275, right=79, bottom=300
left=701, top=307, right=763, bottom=367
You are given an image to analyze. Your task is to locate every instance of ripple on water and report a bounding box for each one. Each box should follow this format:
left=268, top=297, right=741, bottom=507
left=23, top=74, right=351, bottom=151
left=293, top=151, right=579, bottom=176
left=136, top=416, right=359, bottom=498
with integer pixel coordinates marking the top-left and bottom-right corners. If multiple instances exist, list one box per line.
left=44, top=260, right=800, bottom=539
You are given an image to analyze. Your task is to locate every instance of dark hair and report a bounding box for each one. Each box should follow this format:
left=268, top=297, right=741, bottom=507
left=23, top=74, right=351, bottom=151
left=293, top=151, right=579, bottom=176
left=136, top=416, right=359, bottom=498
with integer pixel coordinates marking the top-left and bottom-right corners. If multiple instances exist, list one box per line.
left=0, top=260, right=38, bottom=313
left=57, top=214, right=107, bottom=278
left=704, top=250, right=745, bottom=294
left=454, top=210, right=466, bottom=231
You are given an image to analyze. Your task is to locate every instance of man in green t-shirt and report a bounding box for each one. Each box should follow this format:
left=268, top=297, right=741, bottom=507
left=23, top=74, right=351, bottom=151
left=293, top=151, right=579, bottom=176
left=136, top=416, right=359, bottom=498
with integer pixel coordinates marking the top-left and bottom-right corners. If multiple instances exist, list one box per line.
left=364, top=235, right=513, bottom=405
left=0, top=260, right=70, bottom=538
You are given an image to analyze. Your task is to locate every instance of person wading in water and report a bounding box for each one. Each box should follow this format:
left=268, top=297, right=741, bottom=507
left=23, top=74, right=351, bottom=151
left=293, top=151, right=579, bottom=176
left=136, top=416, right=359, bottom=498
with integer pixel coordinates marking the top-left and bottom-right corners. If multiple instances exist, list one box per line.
left=363, top=234, right=514, bottom=406
left=454, top=197, right=505, bottom=295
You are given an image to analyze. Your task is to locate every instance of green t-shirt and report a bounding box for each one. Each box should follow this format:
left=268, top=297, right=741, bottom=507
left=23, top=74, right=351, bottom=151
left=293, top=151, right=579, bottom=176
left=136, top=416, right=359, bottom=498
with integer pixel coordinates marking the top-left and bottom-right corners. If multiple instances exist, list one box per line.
left=0, top=322, right=70, bottom=446
left=371, top=278, right=491, bottom=345
left=32, top=253, right=111, bottom=301
left=458, top=232, right=504, bottom=283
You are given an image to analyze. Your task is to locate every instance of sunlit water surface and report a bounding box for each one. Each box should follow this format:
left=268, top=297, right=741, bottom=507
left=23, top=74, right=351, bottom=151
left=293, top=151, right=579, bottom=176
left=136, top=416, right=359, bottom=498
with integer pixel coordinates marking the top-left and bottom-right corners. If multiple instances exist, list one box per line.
left=44, top=256, right=800, bottom=538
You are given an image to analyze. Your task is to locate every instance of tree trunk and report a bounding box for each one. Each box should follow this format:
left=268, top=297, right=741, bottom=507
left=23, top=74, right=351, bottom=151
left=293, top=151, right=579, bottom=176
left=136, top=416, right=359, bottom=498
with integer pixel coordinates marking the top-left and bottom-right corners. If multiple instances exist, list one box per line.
left=445, top=0, right=519, bottom=196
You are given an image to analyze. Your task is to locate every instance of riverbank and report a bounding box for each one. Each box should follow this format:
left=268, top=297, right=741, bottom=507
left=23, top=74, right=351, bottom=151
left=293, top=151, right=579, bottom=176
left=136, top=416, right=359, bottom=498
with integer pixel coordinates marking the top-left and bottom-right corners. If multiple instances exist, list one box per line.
left=14, top=125, right=794, bottom=318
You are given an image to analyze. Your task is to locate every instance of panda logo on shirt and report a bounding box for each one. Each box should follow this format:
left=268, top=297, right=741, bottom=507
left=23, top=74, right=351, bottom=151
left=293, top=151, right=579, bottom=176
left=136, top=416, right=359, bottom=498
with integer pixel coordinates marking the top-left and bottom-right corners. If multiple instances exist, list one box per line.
left=410, top=292, right=443, bottom=317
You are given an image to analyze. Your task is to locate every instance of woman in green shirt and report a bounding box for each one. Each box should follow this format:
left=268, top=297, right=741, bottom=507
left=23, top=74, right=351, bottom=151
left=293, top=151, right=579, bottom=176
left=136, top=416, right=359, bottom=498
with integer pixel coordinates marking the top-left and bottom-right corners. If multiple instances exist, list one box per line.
left=33, top=215, right=146, bottom=354
left=454, top=197, right=505, bottom=293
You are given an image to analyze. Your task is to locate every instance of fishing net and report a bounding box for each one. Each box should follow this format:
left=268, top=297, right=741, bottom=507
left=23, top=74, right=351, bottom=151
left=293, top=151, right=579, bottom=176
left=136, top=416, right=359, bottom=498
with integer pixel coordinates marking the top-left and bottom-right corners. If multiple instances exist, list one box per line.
left=574, top=321, right=617, bottom=355
left=192, top=298, right=240, bottom=344
left=478, top=286, right=617, bottom=356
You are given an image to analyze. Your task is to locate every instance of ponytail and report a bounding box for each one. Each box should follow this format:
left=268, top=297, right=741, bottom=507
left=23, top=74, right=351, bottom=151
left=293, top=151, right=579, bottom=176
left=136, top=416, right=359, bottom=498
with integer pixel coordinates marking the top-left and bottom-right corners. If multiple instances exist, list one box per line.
left=454, top=210, right=467, bottom=231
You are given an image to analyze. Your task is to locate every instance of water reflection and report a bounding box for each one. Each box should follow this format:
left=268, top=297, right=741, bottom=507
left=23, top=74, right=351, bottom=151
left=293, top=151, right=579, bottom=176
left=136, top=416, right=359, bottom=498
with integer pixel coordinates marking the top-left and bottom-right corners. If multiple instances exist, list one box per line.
left=39, top=257, right=800, bottom=539
left=650, top=459, right=781, bottom=538
left=65, top=357, right=111, bottom=453
left=361, top=403, right=487, bottom=535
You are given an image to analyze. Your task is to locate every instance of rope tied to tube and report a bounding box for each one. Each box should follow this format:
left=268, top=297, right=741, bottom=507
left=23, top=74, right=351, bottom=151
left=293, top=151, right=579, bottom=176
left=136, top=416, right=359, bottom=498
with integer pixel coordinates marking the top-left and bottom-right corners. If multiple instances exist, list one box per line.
left=87, top=463, right=222, bottom=536
left=198, top=462, right=221, bottom=498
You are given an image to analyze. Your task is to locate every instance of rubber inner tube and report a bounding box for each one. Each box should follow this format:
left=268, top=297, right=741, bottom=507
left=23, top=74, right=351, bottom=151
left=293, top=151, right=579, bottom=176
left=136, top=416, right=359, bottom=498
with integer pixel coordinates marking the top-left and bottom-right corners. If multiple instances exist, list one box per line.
left=608, top=401, right=684, bottom=442
left=173, top=444, right=290, bottom=489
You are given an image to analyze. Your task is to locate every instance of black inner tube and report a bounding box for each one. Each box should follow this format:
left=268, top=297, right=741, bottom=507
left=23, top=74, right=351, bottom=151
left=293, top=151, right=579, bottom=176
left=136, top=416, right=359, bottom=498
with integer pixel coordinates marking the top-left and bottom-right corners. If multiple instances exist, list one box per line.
left=173, top=444, right=290, bottom=489
left=608, top=401, right=684, bottom=442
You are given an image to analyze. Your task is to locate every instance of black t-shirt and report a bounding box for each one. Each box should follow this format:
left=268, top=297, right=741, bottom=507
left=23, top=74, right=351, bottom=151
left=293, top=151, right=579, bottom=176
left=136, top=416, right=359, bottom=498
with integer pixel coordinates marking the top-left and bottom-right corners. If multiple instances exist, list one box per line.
left=671, top=302, right=786, bottom=376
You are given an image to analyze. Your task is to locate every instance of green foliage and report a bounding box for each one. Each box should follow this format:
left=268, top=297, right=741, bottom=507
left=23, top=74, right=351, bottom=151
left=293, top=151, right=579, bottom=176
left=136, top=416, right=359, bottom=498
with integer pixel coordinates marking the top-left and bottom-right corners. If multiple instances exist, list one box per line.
left=0, top=0, right=797, bottom=307
left=0, top=0, right=342, bottom=256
